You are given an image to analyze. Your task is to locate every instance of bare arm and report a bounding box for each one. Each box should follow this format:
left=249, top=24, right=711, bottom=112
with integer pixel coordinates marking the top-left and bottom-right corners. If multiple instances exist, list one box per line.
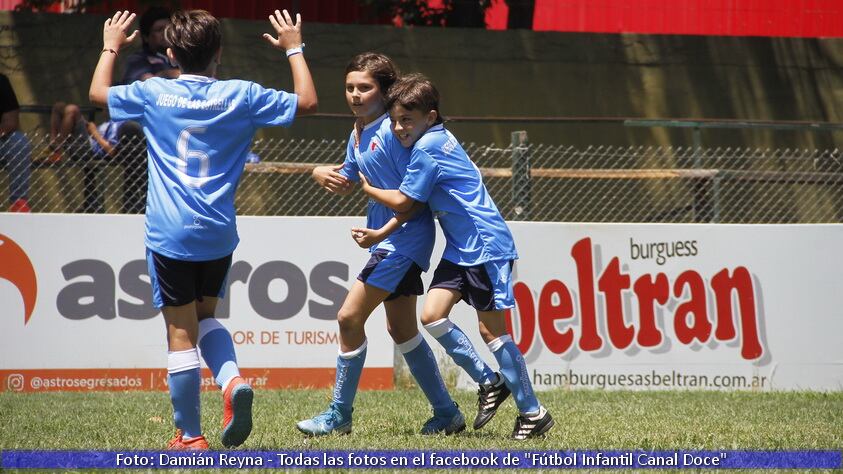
left=86, top=122, right=116, bottom=156
left=262, top=10, right=317, bottom=115
left=89, top=11, right=139, bottom=106
left=358, top=172, right=415, bottom=213
left=351, top=201, right=427, bottom=248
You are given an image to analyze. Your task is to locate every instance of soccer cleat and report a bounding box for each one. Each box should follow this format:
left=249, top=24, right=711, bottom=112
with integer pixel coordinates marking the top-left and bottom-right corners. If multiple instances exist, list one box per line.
left=511, top=406, right=554, bottom=440
left=421, top=405, right=466, bottom=435
left=221, top=376, right=253, bottom=448
left=9, top=198, right=30, bottom=213
left=473, top=372, right=511, bottom=430
left=296, top=404, right=352, bottom=436
left=166, top=430, right=209, bottom=450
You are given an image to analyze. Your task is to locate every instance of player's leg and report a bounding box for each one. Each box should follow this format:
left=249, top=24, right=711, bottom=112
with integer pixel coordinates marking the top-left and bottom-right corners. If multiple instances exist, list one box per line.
left=421, top=260, right=497, bottom=387
left=296, top=279, right=388, bottom=436
left=147, top=249, right=208, bottom=450
left=478, top=260, right=553, bottom=439
left=385, top=289, right=464, bottom=435
left=194, top=254, right=252, bottom=448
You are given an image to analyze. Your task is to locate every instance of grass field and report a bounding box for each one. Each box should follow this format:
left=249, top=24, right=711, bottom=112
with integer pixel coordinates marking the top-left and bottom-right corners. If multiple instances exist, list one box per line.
left=1, top=388, right=841, bottom=453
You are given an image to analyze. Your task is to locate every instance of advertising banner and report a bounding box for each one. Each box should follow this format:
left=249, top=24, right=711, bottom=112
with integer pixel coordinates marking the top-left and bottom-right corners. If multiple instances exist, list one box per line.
left=2, top=215, right=841, bottom=391
left=446, top=223, right=843, bottom=391
left=0, top=215, right=393, bottom=392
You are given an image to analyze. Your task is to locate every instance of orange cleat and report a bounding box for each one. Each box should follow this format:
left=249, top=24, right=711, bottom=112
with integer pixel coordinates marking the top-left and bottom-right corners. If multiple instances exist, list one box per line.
left=166, top=430, right=209, bottom=450
left=221, top=376, right=253, bottom=448
left=9, top=198, right=30, bottom=213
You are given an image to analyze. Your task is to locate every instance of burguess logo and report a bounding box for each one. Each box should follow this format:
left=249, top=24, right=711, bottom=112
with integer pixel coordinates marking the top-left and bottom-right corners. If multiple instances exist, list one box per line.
left=55, top=259, right=348, bottom=321
left=0, top=234, right=37, bottom=324
left=506, top=237, right=764, bottom=360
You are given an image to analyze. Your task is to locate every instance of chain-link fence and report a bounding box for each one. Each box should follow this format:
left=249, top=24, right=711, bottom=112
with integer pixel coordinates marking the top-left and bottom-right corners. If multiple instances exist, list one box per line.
left=2, top=131, right=842, bottom=222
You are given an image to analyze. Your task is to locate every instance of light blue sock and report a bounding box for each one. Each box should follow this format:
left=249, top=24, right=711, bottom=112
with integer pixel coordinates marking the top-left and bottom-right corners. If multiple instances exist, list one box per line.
left=332, top=340, right=367, bottom=416
left=424, top=319, right=494, bottom=384
left=398, top=334, right=456, bottom=417
left=489, top=335, right=540, bottom=414
left=198, top=318, right=240, bottom=390
left=167, top=348, right=202, bottom=439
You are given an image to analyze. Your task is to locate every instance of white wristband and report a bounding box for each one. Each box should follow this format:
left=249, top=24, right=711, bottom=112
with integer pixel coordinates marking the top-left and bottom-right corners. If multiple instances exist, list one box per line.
left=286, top=43, right=305, bottom=57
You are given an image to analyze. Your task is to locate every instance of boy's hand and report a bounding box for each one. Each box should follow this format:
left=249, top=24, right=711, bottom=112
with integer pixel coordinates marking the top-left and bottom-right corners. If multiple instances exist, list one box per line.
left=312, top=164, right=350, bottom=193
left=263, top=9, right=303, bottom=51
left=351, top=227, right=385, bottom=248
left=358, top=172, right=379, bottom=196
left=103, top=11, right=139, bottom=51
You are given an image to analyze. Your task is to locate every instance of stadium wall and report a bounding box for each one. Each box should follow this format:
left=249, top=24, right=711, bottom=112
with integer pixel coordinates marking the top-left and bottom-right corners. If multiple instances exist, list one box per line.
left=2, top=214, right=842, bottom=392
left=4, top=12, right=843, bottom=148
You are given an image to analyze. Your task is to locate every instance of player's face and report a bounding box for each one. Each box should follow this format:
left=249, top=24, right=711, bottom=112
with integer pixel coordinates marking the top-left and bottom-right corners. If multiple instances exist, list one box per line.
left=345, top=71, right=385, bottom=125
left=390, top=104, right=436, bottom=148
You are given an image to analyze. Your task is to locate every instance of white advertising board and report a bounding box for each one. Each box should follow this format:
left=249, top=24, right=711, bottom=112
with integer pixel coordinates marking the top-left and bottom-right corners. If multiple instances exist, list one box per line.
left=1, top=215, right=841, bottom=391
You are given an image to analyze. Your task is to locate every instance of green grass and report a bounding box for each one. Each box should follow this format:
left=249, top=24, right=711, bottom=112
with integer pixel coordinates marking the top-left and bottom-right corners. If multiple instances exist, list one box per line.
left=1, top=389, right=841, bottom=451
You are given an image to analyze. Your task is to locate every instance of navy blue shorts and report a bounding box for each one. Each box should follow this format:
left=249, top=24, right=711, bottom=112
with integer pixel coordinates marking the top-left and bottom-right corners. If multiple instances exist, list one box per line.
left=357, top=249, right=424, bottom=301
left=146, top=249, right=231, bottom=309
left=429, top=258, right=515, bottom=311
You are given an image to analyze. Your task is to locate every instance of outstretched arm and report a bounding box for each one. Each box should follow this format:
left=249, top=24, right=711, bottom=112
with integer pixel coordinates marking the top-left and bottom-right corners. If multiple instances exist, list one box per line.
left=351, top=201, right=427, bottom=248
left=262, top=10, right=317, bottom=115
left=358, top=172, right=415, bottom=213
left=89, top=11, right=139, bottom=106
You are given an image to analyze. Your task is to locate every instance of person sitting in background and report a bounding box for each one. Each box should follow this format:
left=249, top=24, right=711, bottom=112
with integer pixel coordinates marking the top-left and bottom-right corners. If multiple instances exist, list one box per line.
left=0, top=73, right=32, bottom=212
left=121, top=6, right=180, bottom=84
left=49, top=102, right=144, bottom=213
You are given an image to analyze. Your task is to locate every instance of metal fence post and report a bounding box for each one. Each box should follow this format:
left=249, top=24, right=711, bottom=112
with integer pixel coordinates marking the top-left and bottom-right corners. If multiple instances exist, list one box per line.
left=511, top=131, right=531, bottom=220
left=691, top=126, right=714, bottom=222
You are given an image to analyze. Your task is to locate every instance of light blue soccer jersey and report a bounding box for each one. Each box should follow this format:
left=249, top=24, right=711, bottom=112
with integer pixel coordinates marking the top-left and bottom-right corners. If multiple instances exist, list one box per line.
left=108, top=75, right=297, bottom=260
left=339, top=114, right=435, bottom=271
left=398, top=124, right=517, bottom=266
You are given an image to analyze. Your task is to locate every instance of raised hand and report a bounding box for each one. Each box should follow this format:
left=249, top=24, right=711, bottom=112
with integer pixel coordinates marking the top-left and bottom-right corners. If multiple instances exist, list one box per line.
left=103, top=11, right=139, bottom=52
left=262, top=9, right=302, bottom=51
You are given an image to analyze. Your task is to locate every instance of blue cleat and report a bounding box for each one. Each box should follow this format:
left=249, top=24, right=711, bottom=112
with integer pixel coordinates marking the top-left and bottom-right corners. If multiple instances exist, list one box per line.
left=296, top=404, right=352, bottom=436
left=421, top=403, right=466, bottom=435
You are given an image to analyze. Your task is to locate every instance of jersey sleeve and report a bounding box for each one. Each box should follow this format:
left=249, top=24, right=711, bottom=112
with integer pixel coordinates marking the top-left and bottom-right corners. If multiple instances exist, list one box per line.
left=399, top=147, right=439, bottom=202
left=338, top=136, right=360, bottom=182
left=248, top=82, right=298, bottom=128
left=108, top=81, right=147, bottom=122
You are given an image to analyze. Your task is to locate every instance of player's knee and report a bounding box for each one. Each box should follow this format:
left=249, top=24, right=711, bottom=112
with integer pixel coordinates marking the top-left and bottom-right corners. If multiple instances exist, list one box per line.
left=420, top=311, right=444, bottom=327
left=387, top=324, right=417, bottom=344
left=336, top=307, right=364, bottom=333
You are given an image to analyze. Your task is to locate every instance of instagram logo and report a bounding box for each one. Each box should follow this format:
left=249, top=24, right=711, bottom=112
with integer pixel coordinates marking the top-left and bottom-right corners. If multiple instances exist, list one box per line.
left=6, top=374, right=24, bottom=392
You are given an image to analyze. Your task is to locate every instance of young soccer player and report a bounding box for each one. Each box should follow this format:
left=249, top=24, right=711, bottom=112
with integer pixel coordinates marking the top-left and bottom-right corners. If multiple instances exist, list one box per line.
left=298, top=53, right=463, bottom=437
left=89, top=9, right=317, bottom=449
left=357, top=73, right=554, bottom=440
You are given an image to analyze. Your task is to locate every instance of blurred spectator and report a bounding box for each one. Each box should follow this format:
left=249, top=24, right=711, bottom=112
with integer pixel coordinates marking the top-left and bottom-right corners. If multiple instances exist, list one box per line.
left=121, top=6, right=180, bottom=84
left=0, top=73, right=31, bottom=212
left=50, top=102, right=145, bottom=213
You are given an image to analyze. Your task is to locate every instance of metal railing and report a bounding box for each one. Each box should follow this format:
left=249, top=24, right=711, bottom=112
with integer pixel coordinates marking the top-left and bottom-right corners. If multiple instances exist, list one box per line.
left=2, top=131, right=841, bottom=223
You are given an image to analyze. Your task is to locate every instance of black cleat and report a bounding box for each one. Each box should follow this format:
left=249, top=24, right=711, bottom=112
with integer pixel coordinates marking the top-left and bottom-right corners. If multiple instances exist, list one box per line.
left=473, top=373, right=511, bottom=430
left=511, top=406, right=554, bottom=440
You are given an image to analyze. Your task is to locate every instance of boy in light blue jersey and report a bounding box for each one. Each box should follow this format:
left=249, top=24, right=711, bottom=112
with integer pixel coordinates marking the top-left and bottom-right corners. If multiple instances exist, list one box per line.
left=89, top=9, right=317, bottom=449
left=358, top=74, right=553, bottom=440
left=300, top=53, right=463, bottom=437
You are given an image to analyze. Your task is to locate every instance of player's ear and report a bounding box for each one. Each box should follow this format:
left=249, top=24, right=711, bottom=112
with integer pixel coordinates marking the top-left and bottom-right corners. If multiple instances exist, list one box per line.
left=426, top=110, right=438, bottom=126
left=165, top=48, right=179, bottom=67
